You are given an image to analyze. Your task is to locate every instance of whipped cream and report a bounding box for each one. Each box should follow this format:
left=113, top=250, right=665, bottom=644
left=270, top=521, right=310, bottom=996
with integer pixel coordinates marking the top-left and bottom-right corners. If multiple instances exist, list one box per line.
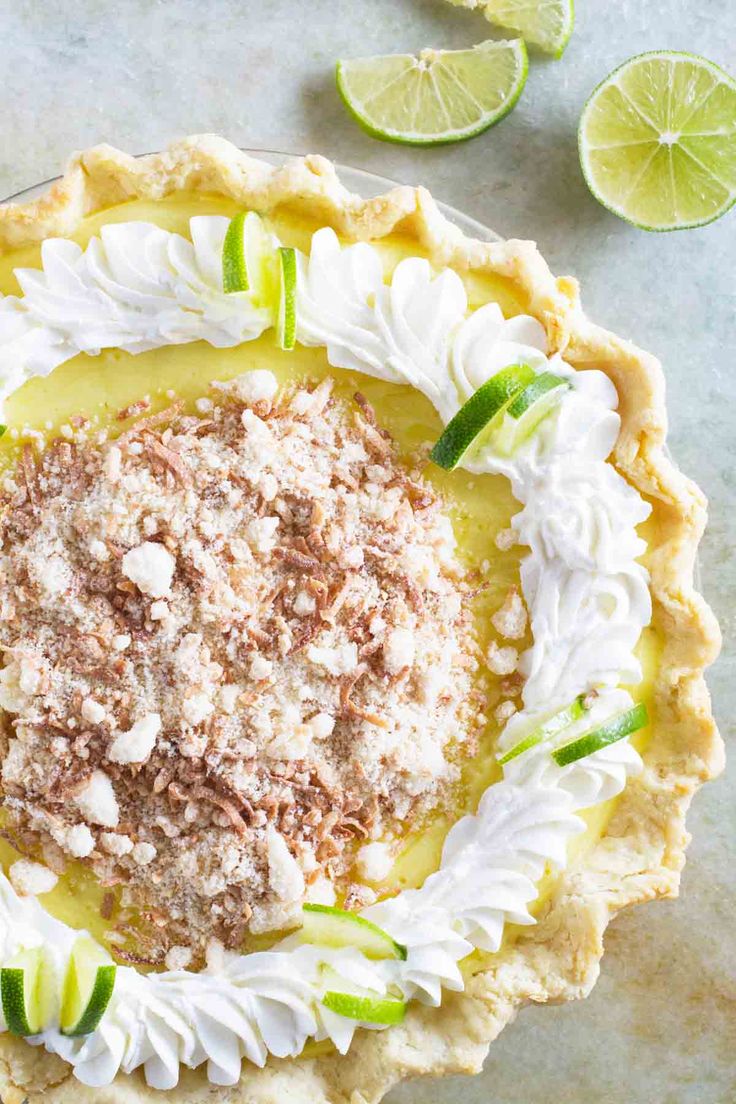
left=0, top=217, right=651, bottom=1087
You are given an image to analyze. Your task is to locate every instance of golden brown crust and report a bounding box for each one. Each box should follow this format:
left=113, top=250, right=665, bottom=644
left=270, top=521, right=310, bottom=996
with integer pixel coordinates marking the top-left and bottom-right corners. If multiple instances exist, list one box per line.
left=0, top=135, right=722, bottom=1104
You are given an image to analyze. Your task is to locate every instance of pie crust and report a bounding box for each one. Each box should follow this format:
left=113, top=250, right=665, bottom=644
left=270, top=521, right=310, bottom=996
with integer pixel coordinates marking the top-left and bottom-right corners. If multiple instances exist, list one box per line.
left=0, top=135, right=722, bottom=1104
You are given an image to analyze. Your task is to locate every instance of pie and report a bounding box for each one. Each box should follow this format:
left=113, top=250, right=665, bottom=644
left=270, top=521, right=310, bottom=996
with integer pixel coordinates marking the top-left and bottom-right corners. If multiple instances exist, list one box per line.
left=0, top=136, right=722, bottom=1104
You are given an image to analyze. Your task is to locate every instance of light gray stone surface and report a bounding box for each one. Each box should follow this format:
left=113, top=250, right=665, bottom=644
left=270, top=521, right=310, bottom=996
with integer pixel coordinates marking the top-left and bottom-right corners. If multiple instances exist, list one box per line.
left=0, top=1, right=733, bottom=1101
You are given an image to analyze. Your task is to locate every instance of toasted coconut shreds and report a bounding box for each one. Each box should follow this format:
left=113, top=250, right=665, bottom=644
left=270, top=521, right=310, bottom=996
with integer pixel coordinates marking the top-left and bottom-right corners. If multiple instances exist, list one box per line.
left=0, top=381, right=483, bottom=961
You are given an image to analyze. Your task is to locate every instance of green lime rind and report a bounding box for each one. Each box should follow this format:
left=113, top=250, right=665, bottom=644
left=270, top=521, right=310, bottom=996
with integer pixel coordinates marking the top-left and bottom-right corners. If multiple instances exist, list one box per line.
left=476, top=0, right=575, bottom=58
left=579, top=51, right=736, bottom=232
left=430, top=363, right=534, bottom=470
left=277, top=246, right=297, bottom=351
left=335, top=39, right=528, bottom=147
left=322, top=989, right=406, bottom=1025
left=1, top=948, right=49, bottom=1036
left=222, top=212, right=249, bottom=294
left=60, top=936, right=116, bottom=1037
left=302, top=904, right=407, bottom=961
left=499, top=694, right=589, bottom=765
left=552, top=702, right=649, bottom=767
left=493, top=372, right=570, bottom=455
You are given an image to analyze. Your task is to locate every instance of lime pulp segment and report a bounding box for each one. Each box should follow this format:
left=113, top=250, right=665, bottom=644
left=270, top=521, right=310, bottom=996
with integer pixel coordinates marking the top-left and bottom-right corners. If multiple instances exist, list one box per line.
left=499, top=694, right=588, bottom=764
left=552, top=702, right=649, bottom=766
left=446, top=0, right=574, bottom=58
left=60, top=936, right=116, bottom=1037
left=322, top=989, right=406, bottom=1025
left=336, top=39, right=528, bottom=146
left=579, top=51, right=736, bottom=231
left=430, top=363, right=535, bottom=470
left=302, top=904, right=407, bottom=960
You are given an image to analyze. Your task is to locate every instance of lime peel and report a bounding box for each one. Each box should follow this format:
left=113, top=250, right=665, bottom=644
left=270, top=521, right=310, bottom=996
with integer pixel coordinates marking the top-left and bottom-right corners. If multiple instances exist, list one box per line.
left=552, top=702, right=649, bottom=766
left=276, top=246, right=297, bottom=351
left=336, top=39, right=528, bottom=147
left=301, top=904, right=407, bottom=961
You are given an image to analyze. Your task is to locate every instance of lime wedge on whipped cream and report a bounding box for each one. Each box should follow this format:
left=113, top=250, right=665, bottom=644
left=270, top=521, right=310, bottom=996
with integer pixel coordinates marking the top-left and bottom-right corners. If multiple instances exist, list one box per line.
left=1, top=947, right=54, bottom=1036
left=336, top=40, right=528, bottom=146
left=60, top=936, right=116, bottom=1037
left=553, top=703, right=649, bottom=766
left=493, top=371, right=570, bottom=455
left=276, top=246, right=297, bottom=351
left=301, top=904, right=407, bottom=961
left=323, top=987, right=406, bottom=1025
left=431, top=363, right=534, bottom=470
left=579, top=52, right=736, bottom=231
left=222, top=211, right=275, bottom=300
left=499, top=694, right=589, bottom=764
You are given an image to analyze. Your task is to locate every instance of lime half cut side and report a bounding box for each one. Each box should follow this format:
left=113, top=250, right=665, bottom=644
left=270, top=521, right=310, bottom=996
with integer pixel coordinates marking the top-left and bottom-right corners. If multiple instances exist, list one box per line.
left=447, top=0, right=574, bottom=58
left=579, top=51, right=736, bottom=231
left=336, top=39, right=528, bottom=146
left=60, top=936, right=116, bottom=1037
left=301, top=904, right=407, bottom=961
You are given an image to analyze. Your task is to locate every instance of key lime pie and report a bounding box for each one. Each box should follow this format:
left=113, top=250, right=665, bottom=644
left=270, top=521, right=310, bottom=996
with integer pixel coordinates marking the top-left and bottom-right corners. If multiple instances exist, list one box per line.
left=0, top=136, right=721, bottom=1103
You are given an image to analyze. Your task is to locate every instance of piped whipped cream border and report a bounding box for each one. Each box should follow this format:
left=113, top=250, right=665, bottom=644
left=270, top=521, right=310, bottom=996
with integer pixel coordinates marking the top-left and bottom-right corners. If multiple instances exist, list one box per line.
left=0, top=217, right=651, bottom=1089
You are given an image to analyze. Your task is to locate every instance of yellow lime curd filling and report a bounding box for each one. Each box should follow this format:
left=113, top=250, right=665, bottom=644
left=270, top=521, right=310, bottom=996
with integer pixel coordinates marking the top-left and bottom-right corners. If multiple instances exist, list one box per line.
left=0, top=194, right=657, bottom=960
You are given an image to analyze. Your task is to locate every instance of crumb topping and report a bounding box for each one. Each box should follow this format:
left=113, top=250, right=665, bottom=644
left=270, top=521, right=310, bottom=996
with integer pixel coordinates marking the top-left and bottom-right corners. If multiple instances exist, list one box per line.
left=0, top=375, right=482, bottom=963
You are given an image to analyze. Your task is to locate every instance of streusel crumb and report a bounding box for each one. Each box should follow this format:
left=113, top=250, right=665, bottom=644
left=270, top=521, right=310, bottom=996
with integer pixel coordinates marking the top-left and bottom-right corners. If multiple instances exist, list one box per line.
left=0, top=373, right=481, bottom=963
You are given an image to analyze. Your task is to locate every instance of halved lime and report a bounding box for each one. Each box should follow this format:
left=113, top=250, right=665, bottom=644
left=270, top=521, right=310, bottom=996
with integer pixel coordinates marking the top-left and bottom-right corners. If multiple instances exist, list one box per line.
left=322, top=988, right=406, bottom=1025
left=222, top=211, right=275, bottom=300
left=276, top=246, right=297, bottom=351
left=1, top=947, right=54, bottom=1036
left=579, top=52, right=736, bottom=231
left=301, top=904, right=407, bottom=961
left=499, top=694, right=588, bottom=764
left=552, top=702, right=649, bottom=766
left=493, top=371, right=570, bottom=455
left=60, top=936, right=116, bottom=1037
left=447, top=0, right=574, bottom=58
left=430, top=363, right=534, bottom=470
left=336, top=40, right=528, bottom=146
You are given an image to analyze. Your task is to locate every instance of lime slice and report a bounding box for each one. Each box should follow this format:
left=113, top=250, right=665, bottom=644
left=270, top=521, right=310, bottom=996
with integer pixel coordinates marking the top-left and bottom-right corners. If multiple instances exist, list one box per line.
left=60, top=936, right=116, bottom=1037
left=322, top=988, right=406, bottom=1026
left=336, top=40, right=528, bottom=146
left=276, top=246, right=297, bottom=351
left=301, top=904, right=407, bottom=961
left=493, top=371, right=570, bottom=455
left=430, top=363, right=535, bottom=470
left=222, top=211, right=276, bottom=300
left=447, top=0, right=574, bottom=58
left=579, top=52, right=736, bottom=231
left=499, top=694, right=589, bottom=764
left=552, top=702, right=649, bottom=767
left=1, top=947, right=54, bottom=1036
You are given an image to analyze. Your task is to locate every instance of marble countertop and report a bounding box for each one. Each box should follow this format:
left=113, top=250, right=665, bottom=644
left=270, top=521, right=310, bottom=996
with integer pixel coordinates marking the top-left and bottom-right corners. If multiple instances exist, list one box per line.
left=0, top=1, right=733, bottom=1101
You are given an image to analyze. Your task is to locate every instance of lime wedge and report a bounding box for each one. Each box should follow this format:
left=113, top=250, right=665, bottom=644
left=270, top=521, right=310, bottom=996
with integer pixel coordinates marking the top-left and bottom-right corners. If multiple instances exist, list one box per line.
left=222, top=211, right=276, bottom=300
left=499, top=694, right=589, bottom=764
left=493, top=371, right=570, bottom=455
left=276, top=246, right=297, bottom=351
left=1, top=947, right=54, bottom=1036
left=323, top=988, right=406, bottom=1025
left=60, top=936, right=116, bottom=1037
left=552, top=702, right=649, bottom=767
left=447, top=0, right=574, bottom=58
left=301, top=904, right=407, bottom=961
left=430, top=363, right=534, bottom=470
left=579, top=52, right=736, bottom=231
left=336, top=40, right=528, bottom=146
